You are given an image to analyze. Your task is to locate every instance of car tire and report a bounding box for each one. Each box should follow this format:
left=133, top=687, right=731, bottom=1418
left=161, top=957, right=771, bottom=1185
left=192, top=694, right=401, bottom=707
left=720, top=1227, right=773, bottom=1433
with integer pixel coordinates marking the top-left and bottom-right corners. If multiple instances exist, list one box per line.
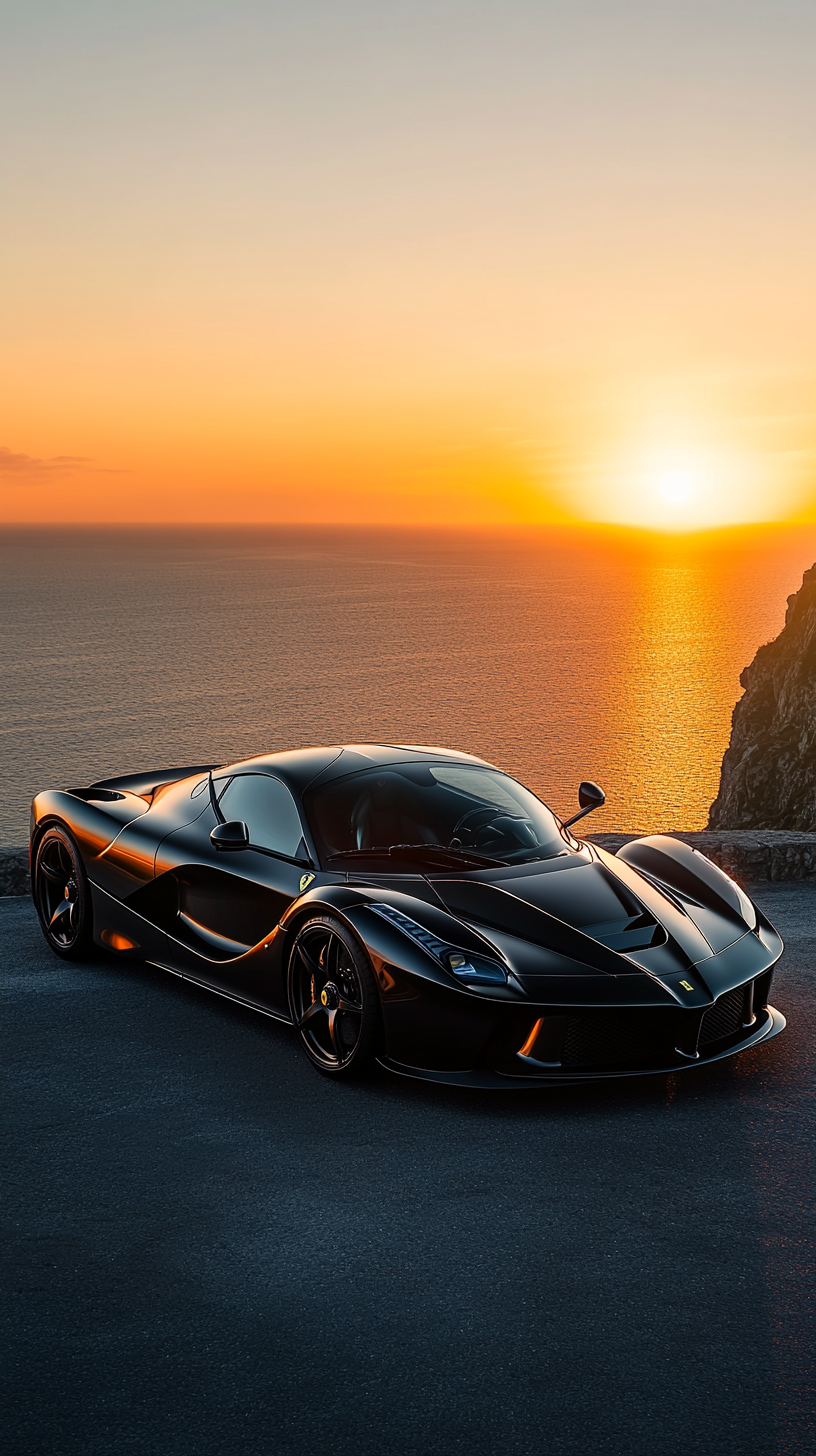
left=33, top=824, right=94, bottom=960
left=288, top=914, right=381, bottom=1079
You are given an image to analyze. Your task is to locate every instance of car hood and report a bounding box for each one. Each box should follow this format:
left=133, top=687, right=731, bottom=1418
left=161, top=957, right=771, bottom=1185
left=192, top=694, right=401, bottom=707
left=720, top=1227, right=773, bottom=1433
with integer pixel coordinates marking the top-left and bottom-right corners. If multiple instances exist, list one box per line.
left=430, top=852, right=750, bottom=976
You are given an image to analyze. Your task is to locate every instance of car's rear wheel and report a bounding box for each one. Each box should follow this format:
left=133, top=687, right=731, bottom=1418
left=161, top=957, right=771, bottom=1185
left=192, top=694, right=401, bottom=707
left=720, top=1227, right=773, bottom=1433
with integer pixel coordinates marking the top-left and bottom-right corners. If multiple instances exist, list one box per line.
left=34, top=825, right=94, bottom=960
left=288, top=915, right=380, bottom=1078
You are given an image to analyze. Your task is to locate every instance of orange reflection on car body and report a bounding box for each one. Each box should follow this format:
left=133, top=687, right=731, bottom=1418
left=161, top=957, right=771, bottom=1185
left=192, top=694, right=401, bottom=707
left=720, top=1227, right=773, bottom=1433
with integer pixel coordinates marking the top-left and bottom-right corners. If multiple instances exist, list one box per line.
left=101, top=930, right=140, bottom=952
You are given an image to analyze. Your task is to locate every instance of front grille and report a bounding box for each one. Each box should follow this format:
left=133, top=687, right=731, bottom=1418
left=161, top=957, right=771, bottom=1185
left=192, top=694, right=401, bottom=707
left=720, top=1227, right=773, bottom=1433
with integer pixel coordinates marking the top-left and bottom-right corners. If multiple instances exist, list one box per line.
left=556, top=986, right=753, bottom=1070
left=699, top=985, right=747, bottom=1046
left=560, top=1013, right=672, bottom=1068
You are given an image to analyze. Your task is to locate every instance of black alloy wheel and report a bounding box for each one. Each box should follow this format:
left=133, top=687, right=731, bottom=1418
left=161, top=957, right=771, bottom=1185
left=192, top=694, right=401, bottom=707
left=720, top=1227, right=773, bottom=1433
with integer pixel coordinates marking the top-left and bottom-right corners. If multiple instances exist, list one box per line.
left=34, top=825, right=94, bottom=959
left=289, top=915, right=380, bottom=1078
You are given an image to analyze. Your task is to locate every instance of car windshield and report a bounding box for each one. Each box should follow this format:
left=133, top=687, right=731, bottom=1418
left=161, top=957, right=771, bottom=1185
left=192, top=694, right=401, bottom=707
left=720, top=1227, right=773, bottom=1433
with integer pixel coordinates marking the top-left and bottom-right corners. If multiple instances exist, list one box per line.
left=304, top=762, right=568, bottom=870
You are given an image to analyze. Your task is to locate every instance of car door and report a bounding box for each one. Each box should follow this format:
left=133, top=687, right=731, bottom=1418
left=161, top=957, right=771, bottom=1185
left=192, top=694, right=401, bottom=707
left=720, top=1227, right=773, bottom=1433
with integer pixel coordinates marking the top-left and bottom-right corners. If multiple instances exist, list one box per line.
left=155, top=773, right=313, bottom=1007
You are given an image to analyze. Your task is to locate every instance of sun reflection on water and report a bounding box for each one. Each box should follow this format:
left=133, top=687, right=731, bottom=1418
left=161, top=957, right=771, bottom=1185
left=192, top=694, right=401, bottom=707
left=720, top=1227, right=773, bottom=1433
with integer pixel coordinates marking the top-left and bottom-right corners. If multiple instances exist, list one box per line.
left=600, top=550, right=732, bottom=827
left=583, top=528, right=813, bottom=830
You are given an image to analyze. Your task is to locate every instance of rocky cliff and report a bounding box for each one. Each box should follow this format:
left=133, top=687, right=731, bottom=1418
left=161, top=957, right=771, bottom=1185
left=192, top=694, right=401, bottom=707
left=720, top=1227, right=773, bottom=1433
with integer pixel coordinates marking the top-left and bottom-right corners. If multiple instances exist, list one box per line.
left=709, top=562, right=816, bottom=831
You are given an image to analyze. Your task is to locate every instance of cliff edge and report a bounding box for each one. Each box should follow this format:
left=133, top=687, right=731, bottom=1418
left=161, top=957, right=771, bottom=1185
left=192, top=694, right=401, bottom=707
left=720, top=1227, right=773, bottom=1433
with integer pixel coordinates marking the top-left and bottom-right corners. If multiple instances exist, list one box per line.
left=709, top=562, right=816, bottom=831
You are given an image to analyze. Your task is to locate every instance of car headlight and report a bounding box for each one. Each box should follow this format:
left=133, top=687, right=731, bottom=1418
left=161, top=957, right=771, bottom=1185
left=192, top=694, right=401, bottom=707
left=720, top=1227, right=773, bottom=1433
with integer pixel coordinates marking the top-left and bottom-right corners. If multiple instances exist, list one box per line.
left=443, top=951, right=508, bottom=985
left=370, top=903, right=508, bottom=984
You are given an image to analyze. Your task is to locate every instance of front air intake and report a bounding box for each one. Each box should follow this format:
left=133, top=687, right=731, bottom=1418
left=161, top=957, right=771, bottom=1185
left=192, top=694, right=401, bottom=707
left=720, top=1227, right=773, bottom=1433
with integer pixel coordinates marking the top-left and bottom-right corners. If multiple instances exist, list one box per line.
left=559, top=1012, right=674, bottom=1068
left=698, top=985, right=747, bottom=1046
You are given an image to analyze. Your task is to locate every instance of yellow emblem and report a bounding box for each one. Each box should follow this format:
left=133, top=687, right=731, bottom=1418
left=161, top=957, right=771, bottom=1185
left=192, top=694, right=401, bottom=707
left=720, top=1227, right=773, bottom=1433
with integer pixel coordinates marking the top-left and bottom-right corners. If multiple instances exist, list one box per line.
left=679, top=980, right=694, bottom=991
left=299, top=873, right=315, bottom=893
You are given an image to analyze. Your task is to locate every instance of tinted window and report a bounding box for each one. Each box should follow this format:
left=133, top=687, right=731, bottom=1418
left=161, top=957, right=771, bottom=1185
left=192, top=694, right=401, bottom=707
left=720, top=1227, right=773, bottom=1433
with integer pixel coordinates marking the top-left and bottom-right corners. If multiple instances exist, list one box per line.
left=305, top=762, right=566, bottom=868
left=218, top=775, right=307, bottom=860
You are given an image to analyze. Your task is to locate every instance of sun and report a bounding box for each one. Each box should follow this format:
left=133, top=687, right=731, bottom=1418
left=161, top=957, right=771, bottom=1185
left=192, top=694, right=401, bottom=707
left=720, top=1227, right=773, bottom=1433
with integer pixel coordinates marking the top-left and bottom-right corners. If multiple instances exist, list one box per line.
left=658, top=469, right=695, bottom=504
left=575, top=434, right=794, bottom=530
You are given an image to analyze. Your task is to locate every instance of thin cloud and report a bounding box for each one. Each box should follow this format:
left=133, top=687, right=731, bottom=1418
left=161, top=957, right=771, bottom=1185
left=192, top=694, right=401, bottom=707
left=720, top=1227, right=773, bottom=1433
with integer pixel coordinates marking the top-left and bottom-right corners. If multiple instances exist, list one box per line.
left=0, top=447, right=91, bottom=475
left=0, top=447, right=126, bottom=477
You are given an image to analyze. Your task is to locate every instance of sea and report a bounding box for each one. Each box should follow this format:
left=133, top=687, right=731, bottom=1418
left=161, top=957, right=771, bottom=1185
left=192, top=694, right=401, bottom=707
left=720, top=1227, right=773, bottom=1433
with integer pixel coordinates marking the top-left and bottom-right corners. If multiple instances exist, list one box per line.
left=2, top=523, right=814, bottom=848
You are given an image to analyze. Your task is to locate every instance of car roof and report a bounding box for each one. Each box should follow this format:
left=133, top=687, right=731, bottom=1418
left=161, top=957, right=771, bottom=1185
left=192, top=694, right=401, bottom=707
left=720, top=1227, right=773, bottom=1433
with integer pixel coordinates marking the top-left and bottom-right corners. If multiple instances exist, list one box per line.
left=219, top=743, right=496, bottom=794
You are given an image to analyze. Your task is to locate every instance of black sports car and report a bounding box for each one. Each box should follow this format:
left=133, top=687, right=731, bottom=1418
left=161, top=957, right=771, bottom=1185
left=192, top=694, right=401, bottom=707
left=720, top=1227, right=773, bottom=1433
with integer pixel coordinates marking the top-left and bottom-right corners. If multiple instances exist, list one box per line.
left=30, top=743, right=785, bottom=1085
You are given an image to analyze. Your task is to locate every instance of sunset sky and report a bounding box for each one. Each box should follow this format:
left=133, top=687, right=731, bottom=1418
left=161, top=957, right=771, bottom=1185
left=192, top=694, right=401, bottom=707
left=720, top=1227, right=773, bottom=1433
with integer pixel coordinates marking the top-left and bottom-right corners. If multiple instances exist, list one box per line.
left=2, top=0, right=814, bottom=527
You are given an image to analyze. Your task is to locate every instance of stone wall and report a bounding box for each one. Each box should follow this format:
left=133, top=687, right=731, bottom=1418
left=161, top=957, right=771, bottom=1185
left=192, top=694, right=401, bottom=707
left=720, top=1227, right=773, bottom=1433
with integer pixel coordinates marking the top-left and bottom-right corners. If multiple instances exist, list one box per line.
left=588, top=831, right=816, bottom=883
left=4, top=833, right=815, bottom=896
left=1, top=848, right=30, bottom=897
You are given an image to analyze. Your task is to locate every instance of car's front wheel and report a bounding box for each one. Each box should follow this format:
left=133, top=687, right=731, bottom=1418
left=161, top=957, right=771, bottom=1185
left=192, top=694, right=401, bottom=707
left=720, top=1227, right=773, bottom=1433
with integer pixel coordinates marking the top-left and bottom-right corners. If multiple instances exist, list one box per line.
left=288, top=915, right=381, bottom=1078
left=34, top=825, right=94, bottom=960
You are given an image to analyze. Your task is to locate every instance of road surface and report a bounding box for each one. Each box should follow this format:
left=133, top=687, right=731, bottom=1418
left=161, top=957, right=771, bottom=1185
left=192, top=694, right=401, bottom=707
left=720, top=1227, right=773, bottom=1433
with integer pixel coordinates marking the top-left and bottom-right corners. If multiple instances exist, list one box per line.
left=3, top=886, right=814, bottom=1455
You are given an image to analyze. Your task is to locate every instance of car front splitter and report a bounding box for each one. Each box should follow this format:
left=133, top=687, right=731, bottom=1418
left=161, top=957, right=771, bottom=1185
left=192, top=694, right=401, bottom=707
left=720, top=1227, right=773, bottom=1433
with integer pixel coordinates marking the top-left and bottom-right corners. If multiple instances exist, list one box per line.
left=378, top=1005, right=786, bottom=1089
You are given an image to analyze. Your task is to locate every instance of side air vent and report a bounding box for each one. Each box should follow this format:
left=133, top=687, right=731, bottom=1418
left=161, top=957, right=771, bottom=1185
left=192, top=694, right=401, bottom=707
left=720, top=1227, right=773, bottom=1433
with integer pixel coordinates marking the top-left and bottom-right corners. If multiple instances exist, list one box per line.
left=69, top=787, right=126, bottom=803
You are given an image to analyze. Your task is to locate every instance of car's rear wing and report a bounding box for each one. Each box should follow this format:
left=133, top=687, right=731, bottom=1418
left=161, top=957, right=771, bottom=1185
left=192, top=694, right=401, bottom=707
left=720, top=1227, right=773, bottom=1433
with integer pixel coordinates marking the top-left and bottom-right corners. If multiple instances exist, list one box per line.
left=88, top=765, right=219, bottom=798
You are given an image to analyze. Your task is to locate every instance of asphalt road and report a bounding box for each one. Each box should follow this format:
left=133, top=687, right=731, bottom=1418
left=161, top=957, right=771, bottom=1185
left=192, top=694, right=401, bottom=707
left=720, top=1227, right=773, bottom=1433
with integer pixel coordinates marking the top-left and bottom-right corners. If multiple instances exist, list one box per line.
left=3, top=887, right=814, bottom=1456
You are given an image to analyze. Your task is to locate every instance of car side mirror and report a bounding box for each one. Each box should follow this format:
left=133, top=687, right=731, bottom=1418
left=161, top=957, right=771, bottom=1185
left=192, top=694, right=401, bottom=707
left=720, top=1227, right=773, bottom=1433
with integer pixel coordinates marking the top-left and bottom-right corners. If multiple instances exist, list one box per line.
left=578, top=781, right=605, bottom=811
left=210, top=820, right=250, bottom=851
left=562, top=781, right=606, bottom=830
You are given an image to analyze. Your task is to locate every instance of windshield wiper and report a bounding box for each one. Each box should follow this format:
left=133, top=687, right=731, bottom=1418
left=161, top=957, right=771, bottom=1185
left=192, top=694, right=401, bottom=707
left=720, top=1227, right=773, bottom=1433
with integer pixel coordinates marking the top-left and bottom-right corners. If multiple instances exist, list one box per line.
left=327, top=843, right=502, bottom=870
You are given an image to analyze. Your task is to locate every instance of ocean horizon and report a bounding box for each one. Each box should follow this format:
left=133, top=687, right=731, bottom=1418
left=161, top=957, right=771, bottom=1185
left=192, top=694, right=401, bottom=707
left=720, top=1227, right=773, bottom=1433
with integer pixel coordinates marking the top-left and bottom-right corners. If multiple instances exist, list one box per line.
left=2, top=521, right=814, bottom=847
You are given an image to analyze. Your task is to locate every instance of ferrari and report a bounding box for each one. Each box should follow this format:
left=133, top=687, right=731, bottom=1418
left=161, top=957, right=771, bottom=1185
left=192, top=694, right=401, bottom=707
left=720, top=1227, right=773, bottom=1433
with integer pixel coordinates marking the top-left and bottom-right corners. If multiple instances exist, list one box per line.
left=30, top=743, right=785, bottom=1085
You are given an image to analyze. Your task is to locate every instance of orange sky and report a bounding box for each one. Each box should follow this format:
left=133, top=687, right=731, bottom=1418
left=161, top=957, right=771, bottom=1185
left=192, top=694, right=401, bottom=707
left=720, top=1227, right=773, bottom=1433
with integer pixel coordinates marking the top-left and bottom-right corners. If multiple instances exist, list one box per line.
left=2, top=1, right=814, bottom=528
